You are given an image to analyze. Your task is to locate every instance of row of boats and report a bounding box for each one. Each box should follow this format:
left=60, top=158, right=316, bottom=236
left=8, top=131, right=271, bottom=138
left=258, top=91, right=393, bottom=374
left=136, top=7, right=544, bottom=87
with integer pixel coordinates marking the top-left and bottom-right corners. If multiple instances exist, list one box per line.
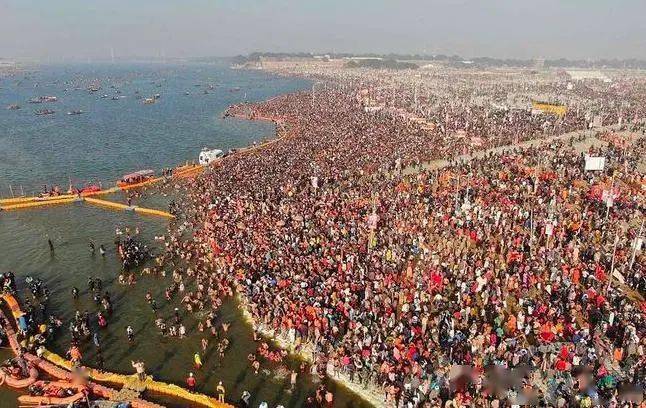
left=39, top=147, right=225, bottom=198
left=19, top=108, right=83, bottom=116
left=39, top=168, right=159, bottom=198
left=44, top=169, right=160, bottom=195
left=7, top=94, right=83, bottom=115
left=6, top=91, right=160, bottom=114
left=28, top=95, right=58, bottom=103
left=7, top=82, right=231, bottom=113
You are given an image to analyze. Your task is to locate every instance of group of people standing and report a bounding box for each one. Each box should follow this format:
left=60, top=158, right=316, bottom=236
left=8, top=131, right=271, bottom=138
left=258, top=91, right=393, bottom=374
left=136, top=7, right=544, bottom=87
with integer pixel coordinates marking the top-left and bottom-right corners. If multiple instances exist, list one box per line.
left=158, top=73, right=644, bottom=407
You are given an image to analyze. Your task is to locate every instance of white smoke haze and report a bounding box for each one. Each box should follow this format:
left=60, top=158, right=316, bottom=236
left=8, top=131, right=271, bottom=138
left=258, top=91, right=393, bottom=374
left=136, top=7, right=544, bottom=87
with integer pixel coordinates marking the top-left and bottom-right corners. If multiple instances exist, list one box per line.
left=0, top=0, right=644, bottom=61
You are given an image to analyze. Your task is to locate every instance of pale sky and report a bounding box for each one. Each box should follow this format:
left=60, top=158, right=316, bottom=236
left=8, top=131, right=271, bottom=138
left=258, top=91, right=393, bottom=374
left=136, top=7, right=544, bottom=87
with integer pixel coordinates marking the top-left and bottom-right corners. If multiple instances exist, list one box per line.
left=1, top=0, right=644, bottom=60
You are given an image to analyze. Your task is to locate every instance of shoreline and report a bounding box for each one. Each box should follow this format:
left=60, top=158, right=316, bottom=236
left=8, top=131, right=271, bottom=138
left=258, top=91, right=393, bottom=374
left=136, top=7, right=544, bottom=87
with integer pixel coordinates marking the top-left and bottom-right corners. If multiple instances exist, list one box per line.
left=235, top=292, right=388, bottom=408
left=4, top=60, right=643, bottom=408
left=0, top=108, right=285, bottom=208
left=223, top=98, right=638, bottom=407
left=0, top=293, right=229, bottom=408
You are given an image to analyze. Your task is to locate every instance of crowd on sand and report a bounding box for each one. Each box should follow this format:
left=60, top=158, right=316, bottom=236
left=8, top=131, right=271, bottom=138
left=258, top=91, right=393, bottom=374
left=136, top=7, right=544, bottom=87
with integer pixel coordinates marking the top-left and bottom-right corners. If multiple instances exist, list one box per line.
left=149, top=73, right=646, bottom=408
left=2, top=68, right=645, bottom=408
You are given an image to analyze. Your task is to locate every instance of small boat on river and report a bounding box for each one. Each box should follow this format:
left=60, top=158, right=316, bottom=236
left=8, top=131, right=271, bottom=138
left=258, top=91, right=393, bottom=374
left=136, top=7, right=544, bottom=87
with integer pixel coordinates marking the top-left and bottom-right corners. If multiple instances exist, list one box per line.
left=117, top=169, right=155, bottom=188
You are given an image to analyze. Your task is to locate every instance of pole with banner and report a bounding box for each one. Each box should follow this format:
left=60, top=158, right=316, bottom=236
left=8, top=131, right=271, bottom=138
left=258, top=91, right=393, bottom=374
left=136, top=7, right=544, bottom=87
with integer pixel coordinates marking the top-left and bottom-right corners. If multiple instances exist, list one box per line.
left=629, top=220, right=644, bottom=271
left=606, top=232, right=619, bottom=295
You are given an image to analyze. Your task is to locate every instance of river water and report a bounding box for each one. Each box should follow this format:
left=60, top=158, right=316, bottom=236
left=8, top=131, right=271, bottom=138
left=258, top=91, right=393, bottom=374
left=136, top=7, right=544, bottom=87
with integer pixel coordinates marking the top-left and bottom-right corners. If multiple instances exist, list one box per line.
left=0, top=63, right=371, bottom=407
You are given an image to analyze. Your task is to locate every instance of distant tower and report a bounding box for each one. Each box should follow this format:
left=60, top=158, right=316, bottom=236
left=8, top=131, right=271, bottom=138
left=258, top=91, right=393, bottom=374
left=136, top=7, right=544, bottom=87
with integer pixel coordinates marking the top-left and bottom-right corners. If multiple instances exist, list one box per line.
left=534, top=57, right=545, bottom=70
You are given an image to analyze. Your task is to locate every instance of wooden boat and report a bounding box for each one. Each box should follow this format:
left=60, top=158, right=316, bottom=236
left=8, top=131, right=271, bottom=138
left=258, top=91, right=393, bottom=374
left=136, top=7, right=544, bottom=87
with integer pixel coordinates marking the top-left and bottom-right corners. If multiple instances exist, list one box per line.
left=117, top=170, right=155, bottom=188
left=18, top=380, right=88, bottom=405
left=0, top=364, right=39, bottom=388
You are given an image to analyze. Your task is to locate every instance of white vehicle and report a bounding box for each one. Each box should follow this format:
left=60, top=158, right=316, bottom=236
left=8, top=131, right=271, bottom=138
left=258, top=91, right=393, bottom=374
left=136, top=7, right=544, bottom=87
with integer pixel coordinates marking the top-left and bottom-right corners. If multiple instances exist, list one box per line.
left=199, top=148, right=223, bottom=165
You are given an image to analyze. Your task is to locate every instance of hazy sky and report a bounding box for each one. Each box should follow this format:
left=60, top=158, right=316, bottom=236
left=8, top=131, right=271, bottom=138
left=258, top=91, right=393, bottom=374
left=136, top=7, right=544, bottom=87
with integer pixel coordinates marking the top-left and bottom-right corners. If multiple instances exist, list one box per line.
left=1, top=0, right=644, bottom=60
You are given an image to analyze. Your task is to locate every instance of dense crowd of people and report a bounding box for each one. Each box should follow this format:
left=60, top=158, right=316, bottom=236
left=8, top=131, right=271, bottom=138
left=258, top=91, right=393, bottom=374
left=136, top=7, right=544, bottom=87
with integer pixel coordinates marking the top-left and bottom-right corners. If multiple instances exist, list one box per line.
left=116, top=232, right=152, bottom=274
left=2, top=65, right=644, bottom=408
left=144, top=67, right=646, bottom=408
left=0, top=272, right=63, bottom=358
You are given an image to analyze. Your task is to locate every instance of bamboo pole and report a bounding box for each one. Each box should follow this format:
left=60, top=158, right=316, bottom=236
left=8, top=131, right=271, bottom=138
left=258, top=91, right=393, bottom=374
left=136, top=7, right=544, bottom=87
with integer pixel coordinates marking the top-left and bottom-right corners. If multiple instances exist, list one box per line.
left=629, top=220, right=644, bottom=270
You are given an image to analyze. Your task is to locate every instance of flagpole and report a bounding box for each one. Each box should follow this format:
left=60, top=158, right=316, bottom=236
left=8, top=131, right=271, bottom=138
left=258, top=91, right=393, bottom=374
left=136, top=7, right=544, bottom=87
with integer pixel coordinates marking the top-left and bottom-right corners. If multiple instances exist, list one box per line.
left=606, top=232, right=619, bottom=294
left=605, top=173, right=615, bottom=222
left=629, top=220, right=644, bottom=271
left=455, top=173, right=460, bottom=213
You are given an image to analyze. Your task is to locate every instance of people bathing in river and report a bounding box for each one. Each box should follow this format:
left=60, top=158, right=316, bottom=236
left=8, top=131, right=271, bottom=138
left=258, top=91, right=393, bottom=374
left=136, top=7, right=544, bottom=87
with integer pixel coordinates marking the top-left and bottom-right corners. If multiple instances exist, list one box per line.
left=194, top=352, right=202, bottom=369
left=186, top=372, right=196, bottom=391
left=257, top=342, right=286, bottom=363
left=132, top=360, right=146, bottom=381
left=239, top=390, right=252, bottom=407
left=146, top=83, right=646, bottom=407
left=68, top=344, right=82, bottom=363
left=116, top=233, right=152, bottom=274
left=101, top=293, right=113, bottom=315
left=96, top=353, right=105, bottom=370
left=4, top=76, right=645, bottom=407
left=87, top=277, right=102, bottom=292
left=93, top=331, right=101, bottom=349
left=97, top=312, right=108, bottom=328
left=126, top=325, right=134, bottom=343
left=249, top=355, right=261, bottom=375
left=216, top=381, right=226, bottom=403
left=1, top=271, right=17, bottom=294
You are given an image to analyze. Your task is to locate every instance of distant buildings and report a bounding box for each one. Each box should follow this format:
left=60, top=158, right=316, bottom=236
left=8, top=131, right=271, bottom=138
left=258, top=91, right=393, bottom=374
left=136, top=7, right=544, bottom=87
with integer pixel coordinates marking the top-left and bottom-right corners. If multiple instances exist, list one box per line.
left=566, top=70, right=611, bottom=82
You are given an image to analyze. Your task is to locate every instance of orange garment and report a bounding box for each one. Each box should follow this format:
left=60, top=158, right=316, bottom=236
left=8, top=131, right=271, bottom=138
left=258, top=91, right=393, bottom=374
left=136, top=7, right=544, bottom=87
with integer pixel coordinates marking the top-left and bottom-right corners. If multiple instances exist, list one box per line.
left=506, top=315, right=517, bottom=334
left=70, top=346, right=82, bottom=361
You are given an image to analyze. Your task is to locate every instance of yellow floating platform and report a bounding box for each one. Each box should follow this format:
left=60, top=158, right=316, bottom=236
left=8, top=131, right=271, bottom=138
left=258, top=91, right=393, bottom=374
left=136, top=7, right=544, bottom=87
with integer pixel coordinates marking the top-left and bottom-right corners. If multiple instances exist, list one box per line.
left=0, top=197, right=78, bottom=211
left=1, top=165, right=202, bottom=214
left=1, top=294, right=230, bottom=408
left=41, top=350, right=230, bottom=407
left=173, top=165, right=204, bottom=178
left=0, top=164, right=204, bottom=207
left=81, top=186, right=122, bottom=197
left=0, top=194, right=77, bottom=206
left=84, top=197, right=174, bottom=219
left=83, top=196, right=131, bottom=210
left=134, top=207, right=175, bottom=218
left=1, top=196, right=173, bottom=219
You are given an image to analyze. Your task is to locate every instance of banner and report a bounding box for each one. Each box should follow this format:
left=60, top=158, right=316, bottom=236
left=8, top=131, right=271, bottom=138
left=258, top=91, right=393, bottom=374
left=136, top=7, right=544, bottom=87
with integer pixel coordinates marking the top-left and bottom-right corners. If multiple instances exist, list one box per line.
left=531, top=101, right=567, bottom=117
left=584, top=156, right=605, bottom=171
